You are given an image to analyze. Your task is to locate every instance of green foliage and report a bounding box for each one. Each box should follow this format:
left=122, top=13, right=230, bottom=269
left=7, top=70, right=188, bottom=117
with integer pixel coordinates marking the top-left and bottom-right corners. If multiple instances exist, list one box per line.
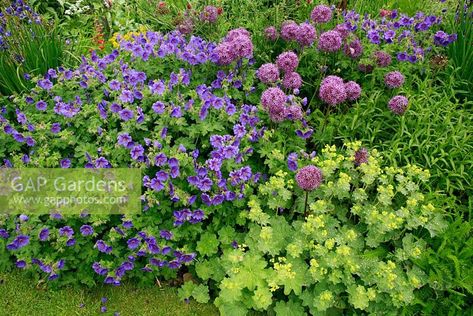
left=178, top=282, right=210, bottom=304
left=321, top=70, right=473, bottom=203
left=1, top=0, right=472, bottom=315
left=196, top=233, right=220, bottom=257
left=0, top=19, right=65, bottom=95
left=447, top=4, right=473, bottom=99
left=197, top=144, right=452, bottom=314
left=273, top=299, right=306, bottom=316
left=406, top=211, right=473, bottom=314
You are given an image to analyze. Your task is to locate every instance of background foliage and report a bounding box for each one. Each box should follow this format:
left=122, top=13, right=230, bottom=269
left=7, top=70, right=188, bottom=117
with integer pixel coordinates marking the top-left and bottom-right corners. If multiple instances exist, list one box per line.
left=0, top=0, right=472, bottom=315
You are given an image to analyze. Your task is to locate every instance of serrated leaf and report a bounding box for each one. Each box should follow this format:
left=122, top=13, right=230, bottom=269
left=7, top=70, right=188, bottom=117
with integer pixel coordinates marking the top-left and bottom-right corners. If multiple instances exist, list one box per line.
left=192, top=284, right=210, bottom=303
left=196, top=232, right=219, bottom=257
left=274, top=299, right=306, bottom=316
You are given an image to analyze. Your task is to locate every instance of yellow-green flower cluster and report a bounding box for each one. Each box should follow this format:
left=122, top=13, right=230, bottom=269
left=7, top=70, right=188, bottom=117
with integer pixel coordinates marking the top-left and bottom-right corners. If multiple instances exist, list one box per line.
left=230, top=142, right=445, bottom=313
left=257, top=170, right=293, bottom=210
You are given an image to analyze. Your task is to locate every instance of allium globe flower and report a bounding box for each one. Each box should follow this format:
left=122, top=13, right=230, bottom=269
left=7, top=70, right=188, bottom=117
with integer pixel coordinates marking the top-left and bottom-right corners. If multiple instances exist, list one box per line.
left=354, top=147, right=369, bottom=166
left=286, top=105, right=303, bottom=121
left=344, top=39, right=363, bottom=59
left=226, top=27, right=251, bottom=41
left=232, top=33, right=253, bottom=58
left=296, top=22, right=317, bottom=47
left=295, top=165, right=323, bottom=191
left=318, top=31, right=342, bottom=52
left=280, top=20, right=299, bottom=41
left=388, top=95, right=409, bottom=115
left=200, top=6, right=218, bottom=23
left=264, top=26, right=279, bottom=41
left=257, top=63, right=280, bottom=84
left=311, top=5, right=332, bottom=24
left=373, top=51, right=392, bottom=67
left=268, top=102, right=287, bottom=122
left=334, top=24, right=350, bottom=40
left=384, top=71, right=405, bottom=88
left=215, top=42, right=234, bottom=65
left=345, top=81, right=362, bottom=101
left=261, top=87, right=286, bottom=110
left=282, top=72, right=302, bottom=90
left=216, top=28, right=253, bottom=64
left=276, top=51, right=299, bottom=73
left=319, top=75, right=347, bottom=106
left=177, top=18, right=194, bottom=34
left=358, top=63, right=374, bottom=73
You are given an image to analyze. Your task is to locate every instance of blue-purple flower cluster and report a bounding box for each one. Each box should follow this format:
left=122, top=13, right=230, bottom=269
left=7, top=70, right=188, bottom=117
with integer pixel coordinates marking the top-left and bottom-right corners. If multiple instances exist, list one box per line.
left=91, top=228, right=196, bottom=286
left=0, top=27, right=268, bottom=286
left=343, top=9, right=457, bottom=63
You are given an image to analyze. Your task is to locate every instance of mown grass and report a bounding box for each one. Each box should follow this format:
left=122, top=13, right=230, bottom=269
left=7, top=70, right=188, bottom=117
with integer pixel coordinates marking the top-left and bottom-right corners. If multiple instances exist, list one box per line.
left=0, top=272, right=217, bottom=316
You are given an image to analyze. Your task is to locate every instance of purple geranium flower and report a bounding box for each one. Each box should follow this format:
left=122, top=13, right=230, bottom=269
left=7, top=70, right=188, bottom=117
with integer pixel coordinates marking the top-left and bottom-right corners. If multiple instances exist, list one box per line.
left=80, top=225, right=94, bottom=236
left=59, top=226, right=74, bottom=238
left=38, top=79, right=53, bottom=90
left=127, top=238, right=141, bottom=250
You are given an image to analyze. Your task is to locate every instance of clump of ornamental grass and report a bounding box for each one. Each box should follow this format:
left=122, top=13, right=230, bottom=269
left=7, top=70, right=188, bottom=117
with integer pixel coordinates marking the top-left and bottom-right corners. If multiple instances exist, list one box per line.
left=0, top=2, right=64, bottom=95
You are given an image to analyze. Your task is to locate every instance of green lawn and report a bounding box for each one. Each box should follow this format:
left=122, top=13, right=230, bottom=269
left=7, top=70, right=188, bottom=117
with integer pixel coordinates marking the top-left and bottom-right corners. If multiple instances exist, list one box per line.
left=0, top=272, right=217, bottom=316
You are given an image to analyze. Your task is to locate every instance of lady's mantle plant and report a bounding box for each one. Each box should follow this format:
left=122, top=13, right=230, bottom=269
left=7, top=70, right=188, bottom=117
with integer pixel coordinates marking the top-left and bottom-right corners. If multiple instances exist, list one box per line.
left=192, top=143, right=446, bottom=315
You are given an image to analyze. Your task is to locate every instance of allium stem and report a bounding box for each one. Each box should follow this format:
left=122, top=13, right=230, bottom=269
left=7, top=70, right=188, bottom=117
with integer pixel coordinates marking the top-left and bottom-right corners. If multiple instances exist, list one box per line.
left=304, top=190, right=309, bottom=217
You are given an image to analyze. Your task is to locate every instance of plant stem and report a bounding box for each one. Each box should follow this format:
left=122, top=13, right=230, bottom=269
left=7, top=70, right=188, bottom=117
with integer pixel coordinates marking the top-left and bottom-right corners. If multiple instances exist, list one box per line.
left=303, top=190, right=309, bottom=217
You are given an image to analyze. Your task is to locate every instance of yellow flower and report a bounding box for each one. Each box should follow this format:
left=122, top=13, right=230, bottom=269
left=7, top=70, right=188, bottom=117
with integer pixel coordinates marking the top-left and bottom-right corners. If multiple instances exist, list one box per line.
left=336, top=245, right=351, bottom=256
left=320, top=290, right=333, bottom=301
left=323, top=238, right=334, bottom=249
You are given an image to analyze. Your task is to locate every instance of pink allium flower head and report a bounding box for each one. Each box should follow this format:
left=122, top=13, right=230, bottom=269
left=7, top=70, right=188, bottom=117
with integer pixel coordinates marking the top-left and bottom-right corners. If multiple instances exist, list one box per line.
left=268, top=102, right=287, bottom=122
left=297, top=22, right=317, bottom=47
left=281, top=20, right=300, bottom=41
left=358, top=63, right=374, bottom=73
left=344, top=39, right=363, bottom=59
left=257, top=63, right=280, bottom=84
left=323, top=75, right=344, bottom=85
left=373, top=51, right=392, bottom=67
left=276, top=51, right=299, bottom=73
left=334, top=24, right=350, bottom=40
left=384, top=71, right=405, bottom=88
left=261, top=87, right=286, bottom=110
left=200, top=6, right=218, bottom=23
left=319, top=75, right=347, bottom=106
left=264, top=26, right=279, bottom=41
left=388, top=95, right=409, bottom=115
left=345, top=81, right=362, bottom=101
left=233, top=34, right=253, bottom=58
left=177, top=18, right=194, bottom=34
left=226, top=28, right=251, bottom=41
left=282, top=72, right=302, bottom=90
left=380, top=9, right=392, bottom=18
left=311, top=5, right=332, bottom=24
left=318, top=31, right=343, bottom=52
left=217, top=28, right=253, bottom=64
left=286, top=105, right=303, bottom=121
left=296, top=165, right=323, bottom=191
left=354, top=147, right=369, bottom=166
left=216, top=42, right=235, bottom=65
